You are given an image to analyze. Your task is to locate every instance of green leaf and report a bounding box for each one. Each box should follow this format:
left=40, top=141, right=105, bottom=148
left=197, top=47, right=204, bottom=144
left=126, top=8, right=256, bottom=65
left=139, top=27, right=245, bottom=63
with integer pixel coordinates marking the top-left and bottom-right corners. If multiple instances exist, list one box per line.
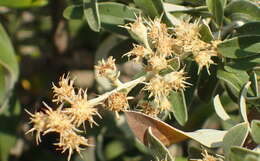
left=236, top=21, right=260, bottom=36
left=64, top=3, right=137, bottom=25
left=239, top=82, right=251, bottom=123
left=217, top=68, right=249, bottom=97
left=199, top=21, right=214, bottom=43
left=213, top=94, right=231, bottom=121
left=134, top=0, right=164, bottom=18
left=206, top=0, right=225, bottom=26
left=197, top=67, right=218, bottom=103
left=251, top=120, right=260, bottom=144
left=223, top=122, right=249, bottom=156
left=144, top=127, right=174, bottom=161
left=0, top=67, right=6, bottom=105
left=0, top=0, right=47, bottom=8
left=133, top=0, right=176, bottom=26
left=163, top=3, right=188, bottom=12
left=63, top=5, right=84, bottom=20
left=217, top=35, right=260, bottom=59
left=168, top=90, right=188, bottom=126
left=227, top=55, right=260, bottom=71
left=225, top=0, right=260, bottom=22
left=98, top=2, right=137, bottom=25
left=229, top=146, right=260, bottom=161
left=0, top=23, right=19, bottom=109
left=105, top=141, right=126, bottom=160
left=250, top=72, right=259, bottom=98
left=0, top=97, right=20, bottom=161
left=83, top=0, right=101, bottom=32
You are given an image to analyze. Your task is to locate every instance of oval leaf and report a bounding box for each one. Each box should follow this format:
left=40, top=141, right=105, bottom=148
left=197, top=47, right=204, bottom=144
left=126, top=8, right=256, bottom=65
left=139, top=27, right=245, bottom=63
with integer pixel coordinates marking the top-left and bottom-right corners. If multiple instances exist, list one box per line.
left=225, top=0, right=260, bottom=22
left=213, top=94, right=231, bottom=121
left=125, top=111, right=226, bottom=148
left=206, top=0, right=225, bottom=26
left=236, top=21, right=260, bottom=36
left=229, top=146, right=260, bottom=161
left=168, top=90, right=188, bottom=126
left=133, top=0, right=176, bottom=26
left=199, top=21, right=214, bottom=43
left=0, top=23, right=19, bottom=109
left=134, top=0, right=164, bottom=18
left=64, top=2, right=137, bottom=25
left=144, top=127, right=174, bottom=161
left=223, top=122, right=249, bottom=156
left=217, top=68, right=250, bottom=97
left=239, top=82, right=251, bottom=123
left=227, top=55, right=260, bottom=71
left=83, top=0, right=101, bottom=32
left=249, top=71, right=259, bottom=98
left=217, top=35, right=260, bottom=59
left=251, top=120, right=260, bottom=144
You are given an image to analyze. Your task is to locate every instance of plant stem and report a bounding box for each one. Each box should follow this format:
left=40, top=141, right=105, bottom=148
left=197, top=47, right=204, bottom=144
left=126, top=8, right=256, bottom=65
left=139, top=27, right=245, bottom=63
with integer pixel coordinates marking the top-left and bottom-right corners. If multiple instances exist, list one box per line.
left=89, top=75, right=146, bottom=106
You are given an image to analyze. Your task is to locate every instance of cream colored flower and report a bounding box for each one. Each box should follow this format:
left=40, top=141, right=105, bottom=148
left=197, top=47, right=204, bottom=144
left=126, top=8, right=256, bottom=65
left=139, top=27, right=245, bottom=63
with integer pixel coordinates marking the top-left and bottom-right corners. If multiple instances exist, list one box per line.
left=163, top=68, right=190, bottom=91
left=124, top=44, right=151, bottom=62
left=105, top=92, right=130, bottom=119
left=55, top=131, right=93, bottom=161
left=26, top=110, right=48, bottom=144
left=52, top=74, right=75, bottom=104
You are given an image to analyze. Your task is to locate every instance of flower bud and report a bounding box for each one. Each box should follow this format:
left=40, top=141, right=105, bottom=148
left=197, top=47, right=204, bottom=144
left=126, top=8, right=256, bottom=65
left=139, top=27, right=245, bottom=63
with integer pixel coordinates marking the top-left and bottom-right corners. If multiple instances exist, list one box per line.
left=124, top=16, right=148, bottom=46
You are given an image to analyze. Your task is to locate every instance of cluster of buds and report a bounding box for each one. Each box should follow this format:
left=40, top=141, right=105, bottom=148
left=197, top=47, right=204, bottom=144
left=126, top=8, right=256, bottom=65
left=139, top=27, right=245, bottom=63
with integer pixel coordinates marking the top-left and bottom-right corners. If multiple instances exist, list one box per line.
left=172, top=18, right=221, bottom=73
left=124, top=16, right=221, bottom=74
left=123, top=16, right=191, bottom=114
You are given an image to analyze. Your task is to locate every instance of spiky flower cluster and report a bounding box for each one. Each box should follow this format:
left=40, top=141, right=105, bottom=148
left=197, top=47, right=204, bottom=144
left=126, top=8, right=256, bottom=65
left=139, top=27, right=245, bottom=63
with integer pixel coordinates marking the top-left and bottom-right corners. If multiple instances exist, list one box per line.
left=172, top=19, right=221, bottom=73
left=27, top=71, right=133, bottom=160
left=27, top=74, right=101, bottom=160
left=123, top=16, right=192, bottom=114
left=27, top=15, right=222, bottom=160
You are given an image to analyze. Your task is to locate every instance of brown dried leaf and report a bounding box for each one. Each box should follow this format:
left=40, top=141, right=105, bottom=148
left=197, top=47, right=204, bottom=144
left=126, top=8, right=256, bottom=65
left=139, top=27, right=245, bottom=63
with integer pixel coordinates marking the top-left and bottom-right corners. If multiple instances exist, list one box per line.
left=125, top=111, right=226, bottom=147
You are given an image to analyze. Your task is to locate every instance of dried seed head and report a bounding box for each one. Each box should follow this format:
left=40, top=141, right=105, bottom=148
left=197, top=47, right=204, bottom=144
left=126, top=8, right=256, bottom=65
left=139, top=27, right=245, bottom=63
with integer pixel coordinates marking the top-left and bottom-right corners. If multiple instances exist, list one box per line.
left=95, top=56, right=119, bottom=81
left=105, top=92, right=129, bottom=118
left=26, top=110, right=48, bottom=144
left=155, top=35, right=173, bottom=57
left=158, top=96, right=171, bottom=111
left=55, top=131, right=93, bottom=161
left=43, top=103, right=75, bottom=135
left=65, top=89, right=101, bottom=127
left=174, top=19, right=200, bottom=39
left=194, top=51, right=215, bottom=73
left=163, top=69, right=190, bottom=91
left=124, top=44, right=151, bottom=62
left=138, top=101, right=160, bottom=117
left=211, top=40, right=222, bottom=50
left=124, top=15, right=148, bottom=44
left=145, top=75, right=171, bottom=101
left=148, top=55, right=168, bottom=72
left=171, top=39, right=186, bottom=55
left=147, top=17, right=168, bottom=41
left=52, top=74, right=75, bottom=104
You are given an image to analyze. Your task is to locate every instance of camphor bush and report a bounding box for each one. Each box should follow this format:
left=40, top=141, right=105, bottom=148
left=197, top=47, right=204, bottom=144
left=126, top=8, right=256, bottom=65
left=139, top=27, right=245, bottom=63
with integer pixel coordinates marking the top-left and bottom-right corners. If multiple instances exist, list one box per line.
left=0, top=0, right=260, bottom=161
